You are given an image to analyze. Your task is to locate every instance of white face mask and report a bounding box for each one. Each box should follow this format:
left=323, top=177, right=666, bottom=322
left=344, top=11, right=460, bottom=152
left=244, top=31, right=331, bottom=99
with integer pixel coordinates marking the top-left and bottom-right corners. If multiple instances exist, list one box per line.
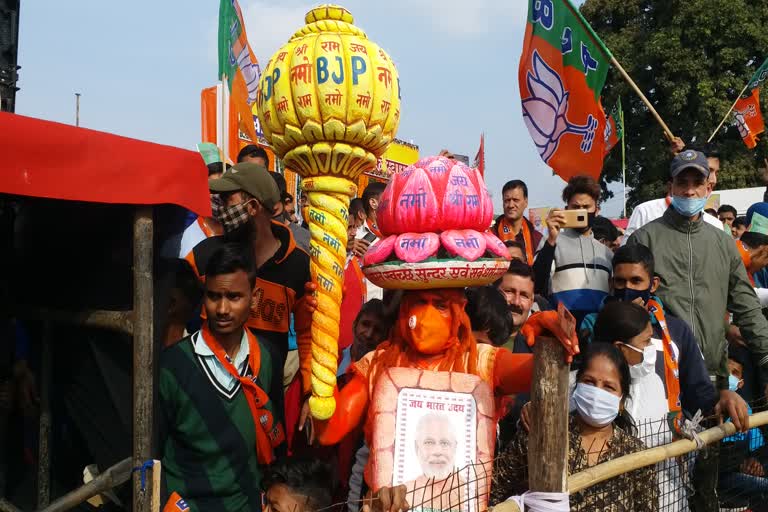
left=571, top=383, right=621, bottom=428
left=622, top=344, right=657, bottom=380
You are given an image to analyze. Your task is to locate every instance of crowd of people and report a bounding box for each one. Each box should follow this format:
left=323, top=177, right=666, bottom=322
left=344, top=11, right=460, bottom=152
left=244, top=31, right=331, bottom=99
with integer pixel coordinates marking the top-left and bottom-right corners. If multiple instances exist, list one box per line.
left=3, top=140, right=764, bottom=511
left=146, top=139, right=768, bottom=512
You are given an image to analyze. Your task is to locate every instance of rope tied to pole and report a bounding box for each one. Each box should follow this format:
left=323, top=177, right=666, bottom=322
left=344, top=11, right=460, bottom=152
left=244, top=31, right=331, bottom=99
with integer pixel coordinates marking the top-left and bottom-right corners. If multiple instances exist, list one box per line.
left=679, top=410, right=705, bottom=449
left=506, top=491, right=570, bottom=512
left=132, top=460, right=155, bottom=492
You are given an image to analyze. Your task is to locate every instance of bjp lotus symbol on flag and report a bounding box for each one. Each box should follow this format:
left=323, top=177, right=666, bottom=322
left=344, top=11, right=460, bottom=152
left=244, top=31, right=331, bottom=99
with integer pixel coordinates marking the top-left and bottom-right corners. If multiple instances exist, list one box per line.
left=519, top=0, right=613, bottom=181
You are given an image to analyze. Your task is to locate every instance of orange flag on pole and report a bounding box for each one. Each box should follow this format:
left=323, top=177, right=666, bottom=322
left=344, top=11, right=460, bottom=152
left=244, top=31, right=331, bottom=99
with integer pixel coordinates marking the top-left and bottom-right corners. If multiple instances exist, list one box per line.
left=519, top=0, right=612, bottom=181
left=218, top=0, right=260, bottom=144
left=734, top=89, right=764, bottom=149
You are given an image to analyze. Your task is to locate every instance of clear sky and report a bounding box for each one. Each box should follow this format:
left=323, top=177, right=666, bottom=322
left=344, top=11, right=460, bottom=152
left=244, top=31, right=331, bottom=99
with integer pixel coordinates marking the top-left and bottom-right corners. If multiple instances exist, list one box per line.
left=16, top=0, right=622, bottom=215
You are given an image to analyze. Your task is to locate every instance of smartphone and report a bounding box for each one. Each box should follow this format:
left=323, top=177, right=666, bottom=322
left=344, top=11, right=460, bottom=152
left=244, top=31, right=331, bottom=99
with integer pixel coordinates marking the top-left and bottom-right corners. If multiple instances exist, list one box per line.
left=561, top=209, right=589, bottom=229
left=362, top=231, right=378, bottom=243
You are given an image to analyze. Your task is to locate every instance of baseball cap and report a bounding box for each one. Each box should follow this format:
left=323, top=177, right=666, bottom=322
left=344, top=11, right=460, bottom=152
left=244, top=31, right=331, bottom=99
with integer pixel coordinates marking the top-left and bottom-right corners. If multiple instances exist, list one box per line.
left=209, top=163, right=280, bottom=211
left=670, top=149, right=710, bottom=179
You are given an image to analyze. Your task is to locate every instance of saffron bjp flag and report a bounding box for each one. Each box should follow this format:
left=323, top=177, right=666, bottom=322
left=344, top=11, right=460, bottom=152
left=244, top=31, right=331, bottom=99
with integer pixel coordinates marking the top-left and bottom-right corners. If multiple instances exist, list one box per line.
left=519, top=0, right=612, bottom=181
left=604, top=98, right=623, bottom=155
left=218, top=0, right=260, bottom=143
left=734, top=89, right=764, bottom=150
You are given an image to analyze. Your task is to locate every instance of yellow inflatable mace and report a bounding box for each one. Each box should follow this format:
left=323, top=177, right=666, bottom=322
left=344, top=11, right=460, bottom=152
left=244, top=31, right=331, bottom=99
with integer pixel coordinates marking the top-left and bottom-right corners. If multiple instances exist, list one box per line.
left=256, top=4, right=400, bottom=419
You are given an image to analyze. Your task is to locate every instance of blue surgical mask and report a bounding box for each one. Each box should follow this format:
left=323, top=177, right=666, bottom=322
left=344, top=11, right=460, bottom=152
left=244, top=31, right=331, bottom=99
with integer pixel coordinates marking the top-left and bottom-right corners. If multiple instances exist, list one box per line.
left=670, top=196, right=708, bottom=217
left=612, top=287, right=651, bottom=304
left=728, top=374, right=742, bottom=392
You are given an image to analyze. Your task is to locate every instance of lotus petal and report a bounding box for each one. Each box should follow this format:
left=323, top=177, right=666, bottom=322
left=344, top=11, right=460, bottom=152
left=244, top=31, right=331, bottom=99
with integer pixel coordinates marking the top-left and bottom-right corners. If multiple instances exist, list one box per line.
left=441, top=230, right=487, bottom=262
left=483, top=231, right=511, bottom=259
left=363, top=235, right=397, bottom=266
left=394, top=232, right=440, bottom=263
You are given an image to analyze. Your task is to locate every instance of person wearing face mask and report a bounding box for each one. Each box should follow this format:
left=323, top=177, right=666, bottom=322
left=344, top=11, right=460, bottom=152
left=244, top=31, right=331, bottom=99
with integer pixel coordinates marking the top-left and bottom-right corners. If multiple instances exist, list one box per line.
left=311, top=289, right=579, bottom=508
left=627, top=150, right=768, bottom=511
left=627, top=150, right=768, bottom=403
left=491, top=344, right=657, bottom=511
left=532, top=175, right=614, bottom=325
left=623, top=142, right=724, bottom=243
left=580, top=244, right=723, bottom=422
left=594, top=302, right=694, bottom=512
left=718, top=345, right=768, bottom=508
left=176, top=162, right=228, bottom=260
left=185, top=163, right=313, bottom=441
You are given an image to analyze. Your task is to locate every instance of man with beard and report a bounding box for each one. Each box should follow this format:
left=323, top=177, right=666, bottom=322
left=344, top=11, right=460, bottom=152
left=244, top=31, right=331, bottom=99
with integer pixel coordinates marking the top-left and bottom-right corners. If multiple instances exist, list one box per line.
left=492, top=180, right=542, bottom=265
left=532, top=175, right=613, bottom=324
left=185, top=163, right=312, bottom=433
left=407, top=413, right=467, bottom=511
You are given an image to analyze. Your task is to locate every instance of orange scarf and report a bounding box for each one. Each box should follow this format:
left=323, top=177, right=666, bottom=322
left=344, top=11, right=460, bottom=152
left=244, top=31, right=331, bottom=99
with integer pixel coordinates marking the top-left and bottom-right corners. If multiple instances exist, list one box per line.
left=736, top=239, right=756, bottom=285
left=366, top=218, right=382, bottom=238
left=197, top=216, right=215, bottom=238
left=647, top=299, right=682, bottom=412
left=200, top=325, right=285, bottom=463
left=497, top=217, right=534, bottom=265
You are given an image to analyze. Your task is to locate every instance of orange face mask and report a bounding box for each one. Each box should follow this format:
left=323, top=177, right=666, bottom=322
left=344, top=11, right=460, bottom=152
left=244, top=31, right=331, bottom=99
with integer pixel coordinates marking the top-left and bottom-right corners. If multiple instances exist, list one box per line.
left=400, top=293, right=457, bottom=354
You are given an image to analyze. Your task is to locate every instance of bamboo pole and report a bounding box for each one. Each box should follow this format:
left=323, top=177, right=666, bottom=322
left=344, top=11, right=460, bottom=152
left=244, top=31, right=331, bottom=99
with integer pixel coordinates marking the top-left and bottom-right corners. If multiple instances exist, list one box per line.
left=0, top=499, right=22, bottom=512
left=490, top=500, right=521, bottom=512
left=708, top=82, right=752, bottom=143
left=132, top=207, right=154, bottom=512
left=620, top=103, right=627, bottom=218
left=37, top=457, right=132, bottom=512
left=568, top=410, right=768, bottom=493
left=610, top=56, right=675, bottom=142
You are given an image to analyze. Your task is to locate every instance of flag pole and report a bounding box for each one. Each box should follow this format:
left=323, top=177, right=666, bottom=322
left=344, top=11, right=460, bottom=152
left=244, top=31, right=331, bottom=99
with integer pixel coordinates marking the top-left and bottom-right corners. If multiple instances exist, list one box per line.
left=220, top=74, right=229, bottom=173
left=707, top=81, right=752, bottom=143
left=610, top=56, right=675, bottom=142
left=620, top=102, right=627, bottom=218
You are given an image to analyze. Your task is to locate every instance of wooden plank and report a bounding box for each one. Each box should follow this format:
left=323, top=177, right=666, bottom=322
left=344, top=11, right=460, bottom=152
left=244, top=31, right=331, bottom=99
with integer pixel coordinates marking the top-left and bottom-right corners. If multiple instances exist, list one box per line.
left=527, top=336, right=570, bottom=492
left=132, top=207, right=154, bottom=512
left=15, top=308, right=133, bottom=335
left=36, top=321, right=52, bottom=508
left=37, top=457, right=132, bottom=512
left=151, top=460, right=162, bottom=512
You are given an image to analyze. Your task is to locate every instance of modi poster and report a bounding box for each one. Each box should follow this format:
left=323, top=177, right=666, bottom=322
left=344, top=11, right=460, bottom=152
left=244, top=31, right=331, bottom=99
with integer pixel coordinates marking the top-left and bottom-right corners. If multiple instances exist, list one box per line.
left=367, top=368, right=495, bottom=512
left=528, top=207, right=552, bottom=236
left=393, top=389, right=476, bottom=512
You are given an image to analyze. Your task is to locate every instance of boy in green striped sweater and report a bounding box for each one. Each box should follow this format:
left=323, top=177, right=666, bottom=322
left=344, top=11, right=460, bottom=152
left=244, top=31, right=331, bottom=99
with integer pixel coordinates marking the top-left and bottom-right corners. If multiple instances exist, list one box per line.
left=159, top=244, right=283, bottom=512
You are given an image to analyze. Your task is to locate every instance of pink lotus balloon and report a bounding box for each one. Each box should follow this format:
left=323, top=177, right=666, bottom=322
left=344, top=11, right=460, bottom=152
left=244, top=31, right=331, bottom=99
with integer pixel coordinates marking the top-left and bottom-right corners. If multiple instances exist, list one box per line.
left=392, top=168, right=439, bottom=233
left=483, top=231, right=512, bottom=259
left=363, top=235, right=397, bottom=266
left=466, top=166, right=494, bottom=228
left=376, top=173, right=401, bottom=236
left=442, top=165, right=481, bottom=229
left=394, top=232, right=440, bottom=263
left=440, top=230, right=487, bottom=262
left=374, top=155, right=496, bottom=236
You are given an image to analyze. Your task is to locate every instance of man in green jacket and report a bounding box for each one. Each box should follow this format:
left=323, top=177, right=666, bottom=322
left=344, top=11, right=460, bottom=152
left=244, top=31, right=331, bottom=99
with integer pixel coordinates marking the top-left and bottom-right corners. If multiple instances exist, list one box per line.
left=627, top=149, right=760, bottom=512
left=628, top=149, right=768, bottom=395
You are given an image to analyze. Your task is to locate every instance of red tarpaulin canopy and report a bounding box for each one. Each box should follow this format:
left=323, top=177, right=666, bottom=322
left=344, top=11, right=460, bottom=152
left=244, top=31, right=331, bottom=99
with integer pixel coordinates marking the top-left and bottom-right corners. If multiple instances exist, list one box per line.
left=0, top=112, right=211, bottom=216
left=611, top=218, right=628, bottom=230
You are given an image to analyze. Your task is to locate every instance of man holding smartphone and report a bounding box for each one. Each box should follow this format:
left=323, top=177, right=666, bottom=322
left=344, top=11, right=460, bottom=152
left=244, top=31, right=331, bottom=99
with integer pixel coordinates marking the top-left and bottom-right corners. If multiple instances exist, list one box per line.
left=532, top=175, right=613, bottom=324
